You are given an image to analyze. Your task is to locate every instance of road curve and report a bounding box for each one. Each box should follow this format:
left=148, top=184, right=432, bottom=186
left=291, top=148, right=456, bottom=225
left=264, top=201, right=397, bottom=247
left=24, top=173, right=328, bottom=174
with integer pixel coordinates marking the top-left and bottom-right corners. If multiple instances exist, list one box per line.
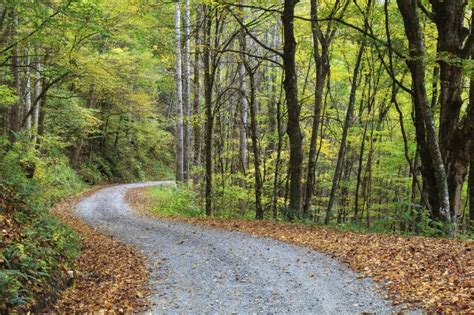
left=75, top=182, right=394, bottom=314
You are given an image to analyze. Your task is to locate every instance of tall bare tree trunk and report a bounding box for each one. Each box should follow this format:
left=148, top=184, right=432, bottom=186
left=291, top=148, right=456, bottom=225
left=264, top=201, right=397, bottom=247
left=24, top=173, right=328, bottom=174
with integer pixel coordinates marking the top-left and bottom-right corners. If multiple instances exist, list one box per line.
left=238, top=32, right=248, bottom=179
left=282, top=0, right=303, bottom=214
left=183, top=0, right=191, bottom=181
left=303, top=0, right=334, bottom=218
left=175, top=0, right=184, bottom=182
left=193, top=4, right=202, bottom=172
left=241, top=42, right=264, bottom=219
left=203, top=4, right=214, bottom=215
left=428, top=1, right=473, bottom=229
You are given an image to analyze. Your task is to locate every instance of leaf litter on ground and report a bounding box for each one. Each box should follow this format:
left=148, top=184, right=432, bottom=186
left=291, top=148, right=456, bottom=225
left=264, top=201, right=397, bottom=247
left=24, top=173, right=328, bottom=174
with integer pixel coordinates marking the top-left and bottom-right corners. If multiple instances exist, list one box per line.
left=51, top=187, right=150, bottom=313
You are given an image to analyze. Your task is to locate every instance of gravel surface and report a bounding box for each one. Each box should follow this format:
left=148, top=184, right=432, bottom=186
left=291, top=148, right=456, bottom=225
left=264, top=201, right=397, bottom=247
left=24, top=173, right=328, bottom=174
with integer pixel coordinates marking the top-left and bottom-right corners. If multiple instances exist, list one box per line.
left=76, top=182, right=394, bottom=314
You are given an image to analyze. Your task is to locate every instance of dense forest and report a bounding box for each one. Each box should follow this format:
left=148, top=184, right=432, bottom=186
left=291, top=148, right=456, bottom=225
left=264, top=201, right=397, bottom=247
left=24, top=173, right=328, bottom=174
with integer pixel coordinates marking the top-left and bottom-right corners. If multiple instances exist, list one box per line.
left=169, top=0, right=474, bottom=236
left=0, top=0, right=473, bottom=311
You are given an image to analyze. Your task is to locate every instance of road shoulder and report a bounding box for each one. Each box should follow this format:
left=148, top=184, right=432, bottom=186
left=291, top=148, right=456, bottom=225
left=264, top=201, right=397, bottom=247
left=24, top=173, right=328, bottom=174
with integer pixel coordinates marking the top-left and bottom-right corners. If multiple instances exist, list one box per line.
left=51, top=187, right=150, bottom=313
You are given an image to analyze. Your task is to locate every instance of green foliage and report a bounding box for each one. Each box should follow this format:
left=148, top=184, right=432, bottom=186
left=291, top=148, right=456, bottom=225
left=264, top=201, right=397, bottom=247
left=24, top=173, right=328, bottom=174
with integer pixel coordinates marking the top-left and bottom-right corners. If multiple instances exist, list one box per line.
left=0, top=136, right=82, bottom=311
left=0, top=85, right=17, bottom=109
left=148, top=185, right=203, bottom=217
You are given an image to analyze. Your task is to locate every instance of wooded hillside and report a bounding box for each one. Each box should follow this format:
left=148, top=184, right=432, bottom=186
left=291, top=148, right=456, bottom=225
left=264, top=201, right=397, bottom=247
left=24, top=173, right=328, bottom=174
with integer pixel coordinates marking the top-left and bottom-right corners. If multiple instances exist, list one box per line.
left=0, top=1, right=176, bottom=310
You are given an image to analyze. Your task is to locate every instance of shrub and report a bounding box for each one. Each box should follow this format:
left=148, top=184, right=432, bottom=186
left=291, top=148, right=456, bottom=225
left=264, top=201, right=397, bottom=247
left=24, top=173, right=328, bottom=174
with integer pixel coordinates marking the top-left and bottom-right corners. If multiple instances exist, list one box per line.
left=0, top=135, right=81, bottom=312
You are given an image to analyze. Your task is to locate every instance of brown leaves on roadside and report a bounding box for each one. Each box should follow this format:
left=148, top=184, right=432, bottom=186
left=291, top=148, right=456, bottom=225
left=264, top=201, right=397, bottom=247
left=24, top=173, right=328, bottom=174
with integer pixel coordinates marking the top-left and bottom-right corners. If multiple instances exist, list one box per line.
left=127, top=187, right=473, bottom=313
left=50, top=188, right=150, bottom=313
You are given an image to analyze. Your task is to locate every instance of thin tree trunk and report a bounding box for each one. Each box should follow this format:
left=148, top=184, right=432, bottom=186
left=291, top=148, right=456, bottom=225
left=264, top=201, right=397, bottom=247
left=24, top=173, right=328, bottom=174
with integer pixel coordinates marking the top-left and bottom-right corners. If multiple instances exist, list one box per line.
left=203, top=4, right=214, bottom=216
left=24, top=49, right=31, bottom=133
left=325, top=38, right=366, bottom=224
left=354, top=113, right=369, bottom=221
left=10, top=9, right=21, bottom=134
left=242, top=58, right=264, bottom=219
left=32, top=54, right=41, bottom=144
left=183, top=0, right=191, bottom=181
left=303, top=0, right=332, bottom=218
left=193, top=4, right=202, bottom=172
left=238, top=53, right=248, bottom=177
left=175, top=0, right=184, bottom=182
left=237, top=4, right=249, bottom=215
left=272, top=103, right=283, bottom=218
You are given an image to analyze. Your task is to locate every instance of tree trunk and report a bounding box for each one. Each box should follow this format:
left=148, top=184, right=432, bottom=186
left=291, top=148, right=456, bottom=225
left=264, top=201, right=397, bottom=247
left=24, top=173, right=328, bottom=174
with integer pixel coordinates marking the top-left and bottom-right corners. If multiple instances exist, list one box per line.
left=468, top=52, right=474, bottom=231
left=272, top=96, right=283, bottom=219
left=10, top=9, right=21, bottom=134
left=396, top=0, right=451, bottom=227
left=203, top=4, right=214, bottom=216
left=183, top=0, right=191, bottom=181
left=430, top=1, right=472, bottom=229
left=193, top=3, right=202, bottom=172
left=32, top=54, right=41, bottom=145
left=282, top=0, right=303, bottom=214
left=354, top=113, right=369, bottom=221
left=303, top=0, right=331, bottom=218
left=238, top=52, right=248, bottom=178
left=242, top=58, right=264, bottom=219
left=24, top=49, right=32, bottom=133
left=175, top=0, right=184, bottom=182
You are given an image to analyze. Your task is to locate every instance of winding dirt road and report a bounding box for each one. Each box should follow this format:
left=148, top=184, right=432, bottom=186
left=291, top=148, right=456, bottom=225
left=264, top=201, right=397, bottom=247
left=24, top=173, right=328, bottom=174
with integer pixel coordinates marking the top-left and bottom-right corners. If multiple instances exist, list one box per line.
left=75, top=182, right=394, bottom=314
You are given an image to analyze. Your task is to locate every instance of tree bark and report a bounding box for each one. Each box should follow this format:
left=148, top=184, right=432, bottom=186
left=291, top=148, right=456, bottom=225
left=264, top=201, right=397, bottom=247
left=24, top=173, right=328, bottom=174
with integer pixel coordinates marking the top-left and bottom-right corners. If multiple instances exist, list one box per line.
left=396, top=0, right=451, bottom=227
left=24, top=48, right=31, bottom=133
left=183, top=0, right=191, bottom=181
left=468, top=52, right=474, bottom=231
left=175, top=0, right=184, bottom=182
left=241, top=51, right=264, bottom=219
left=282, top=0, right=303, bottom=213
left=303, top=0, right=332, bottom=218
left=193, top=4, right=202, bottom=171
left=32, top=53, right=41, bottom=144
left=430, top=1, right=472, bottom=228
left=10, top=9, right=21, bottom=134
left=238, top=47, right=248, bottom=178
left=203, top=4, right=214, bottom=216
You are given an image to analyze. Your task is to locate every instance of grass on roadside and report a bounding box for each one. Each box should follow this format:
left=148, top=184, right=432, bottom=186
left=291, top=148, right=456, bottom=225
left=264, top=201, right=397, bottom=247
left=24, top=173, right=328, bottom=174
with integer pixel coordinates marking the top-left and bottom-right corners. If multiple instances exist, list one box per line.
left=147, top=185, right=203, bottom=218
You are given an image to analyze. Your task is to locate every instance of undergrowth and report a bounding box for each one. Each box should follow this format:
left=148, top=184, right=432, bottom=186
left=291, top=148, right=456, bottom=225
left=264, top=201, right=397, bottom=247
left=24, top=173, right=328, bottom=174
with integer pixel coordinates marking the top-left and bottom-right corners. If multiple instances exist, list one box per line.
left=145, top=185, right=472, bottom=239
left=147, top=185, right=203, bottom=217
left=0, top=136, right=82, bottom=312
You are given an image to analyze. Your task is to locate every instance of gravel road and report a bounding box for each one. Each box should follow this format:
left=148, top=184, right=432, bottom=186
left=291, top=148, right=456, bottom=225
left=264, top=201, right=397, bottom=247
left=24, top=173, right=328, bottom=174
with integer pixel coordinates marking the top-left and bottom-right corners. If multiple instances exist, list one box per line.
left=76, top=182, right=394, bottom=314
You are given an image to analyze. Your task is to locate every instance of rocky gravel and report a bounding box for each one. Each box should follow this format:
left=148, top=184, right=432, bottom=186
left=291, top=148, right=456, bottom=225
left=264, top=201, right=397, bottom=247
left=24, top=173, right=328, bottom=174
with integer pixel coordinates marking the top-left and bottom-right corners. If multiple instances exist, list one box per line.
left=75, top=182, right=394, bottom=314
